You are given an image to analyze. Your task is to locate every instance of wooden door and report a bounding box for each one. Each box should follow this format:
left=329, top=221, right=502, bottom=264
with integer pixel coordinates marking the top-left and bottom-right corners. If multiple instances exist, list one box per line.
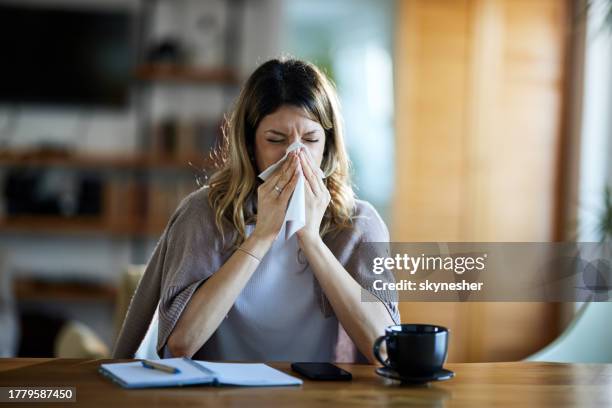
left=393, top=0, right=572, bottom=362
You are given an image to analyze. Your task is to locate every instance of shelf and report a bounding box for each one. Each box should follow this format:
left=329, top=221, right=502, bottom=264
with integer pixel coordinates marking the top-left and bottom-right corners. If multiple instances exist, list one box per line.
left=14, top=276, right=117, bottom=303
left=135, top=64, right=240, bottom=85
left=0, top=150, right=215, bottom=171
left=0, top=215, right=171, bottom=237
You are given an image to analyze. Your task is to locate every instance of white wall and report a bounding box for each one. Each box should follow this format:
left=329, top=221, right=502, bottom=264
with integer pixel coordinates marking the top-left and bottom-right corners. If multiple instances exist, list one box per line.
left=281, top=0, right=395, bottom=220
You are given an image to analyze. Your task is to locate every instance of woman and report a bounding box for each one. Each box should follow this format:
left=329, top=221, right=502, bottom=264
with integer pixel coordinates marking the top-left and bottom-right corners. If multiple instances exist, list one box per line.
left=113, top=58, right=399, bottom=363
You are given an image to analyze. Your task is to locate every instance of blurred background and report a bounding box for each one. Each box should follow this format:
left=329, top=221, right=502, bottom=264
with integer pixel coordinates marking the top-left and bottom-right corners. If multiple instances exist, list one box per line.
left=0, top=0, right=610, bottom=362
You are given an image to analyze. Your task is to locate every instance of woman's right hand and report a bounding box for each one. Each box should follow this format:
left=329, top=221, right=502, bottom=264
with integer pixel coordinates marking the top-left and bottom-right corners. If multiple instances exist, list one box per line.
left=252, top=151, right=300, bottom=242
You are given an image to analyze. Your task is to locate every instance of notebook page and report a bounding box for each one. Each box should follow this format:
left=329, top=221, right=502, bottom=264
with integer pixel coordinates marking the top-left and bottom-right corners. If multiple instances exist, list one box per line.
left=193, top=361, right=302, bottom=386
left=100, top=357, right=215, bottom=388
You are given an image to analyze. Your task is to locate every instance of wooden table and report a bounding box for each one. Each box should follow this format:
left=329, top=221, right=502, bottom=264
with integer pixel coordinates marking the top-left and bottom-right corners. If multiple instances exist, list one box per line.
left=0, top=359, right=611, bottom=407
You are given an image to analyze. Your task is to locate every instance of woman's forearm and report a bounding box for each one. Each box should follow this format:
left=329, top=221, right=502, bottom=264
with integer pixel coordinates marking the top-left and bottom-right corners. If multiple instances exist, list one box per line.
left=167, top=233, right=274, bottom=357
left=298, top=235, right=395, bottom=363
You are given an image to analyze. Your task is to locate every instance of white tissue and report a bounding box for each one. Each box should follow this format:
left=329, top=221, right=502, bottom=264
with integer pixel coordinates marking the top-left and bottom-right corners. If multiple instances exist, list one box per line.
left=258, top=141, right=325, bottom=241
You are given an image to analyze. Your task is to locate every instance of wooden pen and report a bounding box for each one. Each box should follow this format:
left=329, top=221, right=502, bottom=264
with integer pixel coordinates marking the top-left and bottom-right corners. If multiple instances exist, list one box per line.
left=141, top=360, right=181, bottom=374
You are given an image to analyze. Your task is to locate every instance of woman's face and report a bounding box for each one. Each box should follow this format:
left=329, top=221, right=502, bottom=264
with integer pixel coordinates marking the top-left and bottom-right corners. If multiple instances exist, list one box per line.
left=253, top=104, right=326, bottom=173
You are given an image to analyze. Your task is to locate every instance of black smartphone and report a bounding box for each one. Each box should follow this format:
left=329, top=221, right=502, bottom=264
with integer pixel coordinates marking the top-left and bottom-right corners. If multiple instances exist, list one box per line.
left=291, top=362, right=352, bottom=381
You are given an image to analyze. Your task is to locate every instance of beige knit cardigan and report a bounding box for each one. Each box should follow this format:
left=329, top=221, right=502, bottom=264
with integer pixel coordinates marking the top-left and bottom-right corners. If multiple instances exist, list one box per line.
left=112, top=186, right=400, bottom=362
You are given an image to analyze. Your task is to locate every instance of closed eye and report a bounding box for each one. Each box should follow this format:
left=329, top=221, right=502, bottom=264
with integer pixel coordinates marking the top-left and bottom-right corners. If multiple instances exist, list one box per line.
left=264, top=127, right=321, bottom=145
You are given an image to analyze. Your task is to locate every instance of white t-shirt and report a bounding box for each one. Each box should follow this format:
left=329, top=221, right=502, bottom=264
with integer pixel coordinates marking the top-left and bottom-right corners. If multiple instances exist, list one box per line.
left=165, top=222, right=339, bottom=362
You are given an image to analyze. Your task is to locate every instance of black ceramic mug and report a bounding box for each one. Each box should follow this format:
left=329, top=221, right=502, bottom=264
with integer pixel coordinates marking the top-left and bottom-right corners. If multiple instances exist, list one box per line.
left=373, top=324, right=449, bottom=377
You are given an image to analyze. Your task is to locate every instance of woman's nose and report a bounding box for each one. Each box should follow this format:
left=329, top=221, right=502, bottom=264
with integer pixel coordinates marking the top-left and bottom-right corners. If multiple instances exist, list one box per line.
left=288, top=133, right=302, bottom=146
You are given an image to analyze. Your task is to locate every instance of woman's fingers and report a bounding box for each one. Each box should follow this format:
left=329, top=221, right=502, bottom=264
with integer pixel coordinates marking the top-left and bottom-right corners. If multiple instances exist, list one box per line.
left=265, top=157, right=291, bottom=187
left=279, top=162, right=300, bottom=203
left=302, top=165, right=315, bottom=198
left=299, top=150, right=320, bottom=196
left=261, top=152, right=296, bottom=194
left=276, top=154, right=299, bottom=192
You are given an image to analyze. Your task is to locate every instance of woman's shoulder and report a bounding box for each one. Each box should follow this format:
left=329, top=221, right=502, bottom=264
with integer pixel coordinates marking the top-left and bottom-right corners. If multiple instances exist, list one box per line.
left=326, top=199, right=389, bottom=247
left=353, top=199, right=382, bottom=219
left=323, top=199, right=390, bottom=265
left=175, top=185, right=213, bottom=215
left=352, top=199, right=390, bottom=242
left=165, top=186, right=216, bottom=237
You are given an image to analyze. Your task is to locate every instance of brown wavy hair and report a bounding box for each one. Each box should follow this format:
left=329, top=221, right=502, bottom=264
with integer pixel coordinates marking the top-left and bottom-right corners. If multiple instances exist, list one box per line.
left=206, top=58, right=357, bottom=249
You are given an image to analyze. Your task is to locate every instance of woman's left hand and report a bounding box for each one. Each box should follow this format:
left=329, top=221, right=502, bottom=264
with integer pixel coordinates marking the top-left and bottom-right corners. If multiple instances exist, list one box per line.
left=296, top=148, right=331, bottom=244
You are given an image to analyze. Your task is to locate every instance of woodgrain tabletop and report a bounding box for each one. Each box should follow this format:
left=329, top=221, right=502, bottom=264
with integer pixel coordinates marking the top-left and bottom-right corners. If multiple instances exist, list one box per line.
left=0, top=359, right=611, bottom=407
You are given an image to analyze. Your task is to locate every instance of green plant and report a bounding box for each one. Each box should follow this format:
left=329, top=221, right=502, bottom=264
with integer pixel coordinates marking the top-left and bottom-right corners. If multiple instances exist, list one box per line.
left=603, top=0, right=612, bottom=31
left=598, top=186, right=612, bottom=242
left=586, top=0, right=612, bottom=33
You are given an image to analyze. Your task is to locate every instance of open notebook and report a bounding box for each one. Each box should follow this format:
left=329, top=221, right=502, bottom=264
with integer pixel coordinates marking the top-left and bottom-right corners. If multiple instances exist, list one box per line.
left=99, top=358, right=303, bottom=389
